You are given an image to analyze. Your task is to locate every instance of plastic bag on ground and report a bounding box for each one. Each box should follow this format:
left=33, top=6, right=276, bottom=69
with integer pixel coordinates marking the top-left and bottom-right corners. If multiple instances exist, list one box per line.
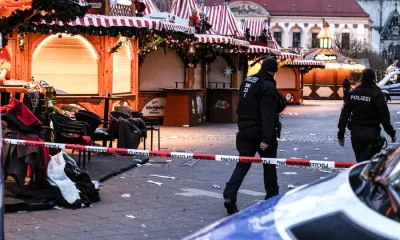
left=47, top=153, right=81, bottom=204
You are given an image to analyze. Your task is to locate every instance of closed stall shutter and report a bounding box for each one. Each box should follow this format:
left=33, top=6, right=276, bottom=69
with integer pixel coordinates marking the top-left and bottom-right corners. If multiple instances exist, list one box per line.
left=112, top=42, right=132, bottom=93
left=32, top=34, right=98, bottom=95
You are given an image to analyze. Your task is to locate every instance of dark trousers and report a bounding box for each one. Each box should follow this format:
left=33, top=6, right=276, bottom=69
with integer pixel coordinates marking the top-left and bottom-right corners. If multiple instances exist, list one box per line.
left=223, top=134, right=278, bottom=202
left=351, top=126, right=380, bottom=163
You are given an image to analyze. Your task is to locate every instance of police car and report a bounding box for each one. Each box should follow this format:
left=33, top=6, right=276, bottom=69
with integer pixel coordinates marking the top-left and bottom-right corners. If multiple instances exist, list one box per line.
left=183, top=148, right=400, bottom=240
left=378, top=70, right=400, bottom=102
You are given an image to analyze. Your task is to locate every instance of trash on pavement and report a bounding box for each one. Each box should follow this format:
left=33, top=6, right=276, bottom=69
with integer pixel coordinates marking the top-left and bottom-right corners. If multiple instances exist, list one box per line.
left=126, top=215, right=136, bottom=219
left=121, top=194, right=131, bottom=198
left=147, top=180, right=163, bottom=186
left=279, top=150, right=285, bottom=152
left=315, top=148, right=320, bottom=151
left=137, top=164, right=142, bottom=167
left=282, top=172, right=298, bottom=175
left=289, top=113, right=299, bottom=116
left=212, top=184, right=221, bottom=189
left=92, top=181, right=100, bottom=189
left=150, top=174, right=176, bottom=180
left=141, top=224, right=146, bottom=228
left=288, top=184, right=297, bottom=189
left=310, top=133, right=318, bottom=136
left=277, top=138, right=286, bottom=142
left=120, top=177, right=126, bottom=179
left=293, top=148, right=298, bottom=151
left=135, top=159, right=143, bottom=163
left=53, top=206, right=63, bottom=210
left=166, top=160, right=172, bottom=162
left=323, top=157, right=328, bottom=160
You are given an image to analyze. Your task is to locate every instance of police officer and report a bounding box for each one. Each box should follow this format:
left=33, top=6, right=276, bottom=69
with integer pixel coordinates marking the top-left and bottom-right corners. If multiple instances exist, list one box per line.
left=338, top=68, right=396, bottom=162
left=342, top=76, right=351, bottom=102
left=223, top=58, right=285, bottom=215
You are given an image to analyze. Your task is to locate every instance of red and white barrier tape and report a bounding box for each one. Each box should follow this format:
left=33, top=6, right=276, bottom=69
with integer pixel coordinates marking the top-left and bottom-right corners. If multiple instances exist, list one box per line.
left=2, top=138, right=356, bottom=169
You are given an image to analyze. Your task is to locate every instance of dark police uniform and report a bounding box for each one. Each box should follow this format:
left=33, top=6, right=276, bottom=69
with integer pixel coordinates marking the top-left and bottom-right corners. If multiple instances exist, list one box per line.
left=223, top=70, right=284, bottom=208
left=338, top=84, right=396, bottom=162
left=342, top=77, right=351, bottom=102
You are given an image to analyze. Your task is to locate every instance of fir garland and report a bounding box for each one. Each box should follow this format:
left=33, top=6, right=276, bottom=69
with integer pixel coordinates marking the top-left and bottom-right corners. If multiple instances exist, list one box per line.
left=108, top=37, right=128, bottom=53
left=0, top=0, right=89, bottom=46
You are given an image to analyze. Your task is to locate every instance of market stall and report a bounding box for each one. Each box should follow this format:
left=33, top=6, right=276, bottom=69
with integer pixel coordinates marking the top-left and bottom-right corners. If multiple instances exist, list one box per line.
left=5, top=13, right=195, bottom=118
left=302, top=21, right=366, bottom=100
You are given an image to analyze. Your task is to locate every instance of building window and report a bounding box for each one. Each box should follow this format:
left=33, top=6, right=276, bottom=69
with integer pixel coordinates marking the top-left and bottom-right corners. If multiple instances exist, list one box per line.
left=292, top=32, right=301, bottom=48
left=273, top=32, right=282, bottom=46
left=342, top=33, right=350, bottom=49
left=311, top=33, right=319, bottom=48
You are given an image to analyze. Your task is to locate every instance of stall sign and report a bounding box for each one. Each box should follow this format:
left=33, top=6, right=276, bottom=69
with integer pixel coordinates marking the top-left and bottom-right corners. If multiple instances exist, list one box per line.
left=86, top=0, right=105, bottom=14
left=143, top=12, right=188, bottom=26
left=141, top=97, right=166, bottom=117
left=314, top=54, right=337, bottom=61
left=214, top=100, right=230, bottom=109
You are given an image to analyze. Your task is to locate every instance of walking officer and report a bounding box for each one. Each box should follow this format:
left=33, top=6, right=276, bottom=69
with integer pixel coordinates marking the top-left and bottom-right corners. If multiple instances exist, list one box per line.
left=342, top=76, right=351, bottom=102
left=338, top=68, right=396, bottom=162
left=223, top=58, right=286, bottom=215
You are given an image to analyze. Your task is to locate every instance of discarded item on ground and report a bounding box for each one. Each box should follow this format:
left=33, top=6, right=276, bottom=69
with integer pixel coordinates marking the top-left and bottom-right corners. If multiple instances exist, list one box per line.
left=141, top=224, right=146, bottom=227
left=121, top=194, right=131, bottom=198
left=289, top=113, right=299, bottom=115
left=120, top=177, right=125, bottom=179
left=315, top=148, right=320, bottom=151
left=134, top=159, right=143, bottom=163
left=310, top=133, right=317, bottom=136
left=287, top=184, right=297, bottom=189
left=150, top=174, right=176, bottom=180
left=166, top=160, right=172, bottom=162
left=147, top=180, right=163, bottom=186
left=293, top=148, right=298, bottom=151
left=212, top=184, right=221, bottom=189
left=137, top=164, right=142, bottom=167
left=323, top=157, right=328, bottom=160
left=17, top=211, right=28, bottom=214
left=282, top=172, right=298, bottom=175
left=47, top=153, right=81, bottom=204
left=277, top=138, right=286, bottom=142
left=53, top=206, right=63, bottom=210
left=279, top=150, right=285, bottom=152
left=126, top=215, right=136, bottom=219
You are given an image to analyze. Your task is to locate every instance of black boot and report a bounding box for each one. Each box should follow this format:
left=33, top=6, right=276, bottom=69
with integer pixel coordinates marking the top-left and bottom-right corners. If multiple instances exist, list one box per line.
left=265, top=186, right=279, bottom=200
left=224, top=199, right=239, bottom=215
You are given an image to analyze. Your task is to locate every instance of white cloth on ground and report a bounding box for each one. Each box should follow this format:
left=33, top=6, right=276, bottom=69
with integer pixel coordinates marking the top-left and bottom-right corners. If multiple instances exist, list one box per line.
left=47, top=152, right=81, bottom=204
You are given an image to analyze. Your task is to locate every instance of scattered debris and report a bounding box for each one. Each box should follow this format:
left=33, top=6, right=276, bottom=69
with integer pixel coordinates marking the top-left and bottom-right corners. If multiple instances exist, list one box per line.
left=166, top=160, right=172, bottom=162
left=120, top=177, right=126, bottom=179
left=147, top=180, right=163, bottom=186
left=121, top=194, right=131, bottom=198
left=212, top=184, right=221, bottom=189
left=150, top=174, right=176, bottom=180
left=283, top=132, right=291, bottom=134
left=282, top=172, right=297, bottom=175
left=323, top=157, right=328, bottom=160
left=396, top=122, right=400, bottom=124
left=320, top=170, right=332, bottom=173
left=137, top=164, right=142, bottom=167
left=17, top=211, right=27, bottom=214
left=141, top=224, right=146, bottom=228
left=53, top=206, right=63, bottom=210
left=397, top=112, right=400, bottom=115
left=293, top=148, right=298, bottom=151
left=279, top=150, right=285, bottom=152
left=35, top=227, right=40, bottom=229
left=143, top=163, right=153, bottom=166
left=287, top=184, right=297, bottom=189
left=315, top=148, right=320, bottom=151
left=320, top=177, right=326, bottom=179
left=289, top=113, right=299, bottom=116
left=125, top=215, right=136, bottom=219
left=277, top=138, right=286, bottom=142
left=135, top=159, right=143, bottom=163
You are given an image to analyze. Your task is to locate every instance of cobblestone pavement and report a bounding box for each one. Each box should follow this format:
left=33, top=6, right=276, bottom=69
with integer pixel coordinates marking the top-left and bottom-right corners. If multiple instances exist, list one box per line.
left=5, top=100, right=400, bottom=240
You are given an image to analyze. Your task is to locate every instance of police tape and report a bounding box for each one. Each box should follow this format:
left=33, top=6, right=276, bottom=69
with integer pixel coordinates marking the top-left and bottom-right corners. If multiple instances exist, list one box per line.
left=2, top=138, right=356, bottom=169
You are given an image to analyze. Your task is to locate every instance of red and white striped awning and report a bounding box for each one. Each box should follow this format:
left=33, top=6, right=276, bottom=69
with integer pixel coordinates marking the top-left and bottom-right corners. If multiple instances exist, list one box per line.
left=36, top=14, right=196, bottom=34
left=195, top=34, right=250, bottom=47
left=242, top=19, right=281, bottom=50
left=201, top=5, right=244, bottom=37
left=37, top=14, right=163, bottom=30
left=285, top=60, right=326, bottom=67
left=142, top=0, right=160, bottom=16
left=277, top=52, right=301, bottom=60
left=162, top=22, right=195, bottom=34
left=248, top=45, right=280, bottom=55
left=170, top=0, right=199, bottom=20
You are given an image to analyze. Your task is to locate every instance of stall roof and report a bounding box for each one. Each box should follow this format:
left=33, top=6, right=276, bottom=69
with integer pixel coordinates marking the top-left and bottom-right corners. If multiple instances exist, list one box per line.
left=195, top=34, right=249, bottom=47
left=142, top=0, right=161, bottom=15
left=35, top=14, right=195, bottom=34
left=304, top=48, right=366, bottom=70
left=277, top=52, right=302, bottom=60
left=201, top=5, right=244, bottom=37
left=241, top=20, right=281, bottom=50
left=170, top=0, right=200, bottom=19
left=248, top=45, right=280, bottom=55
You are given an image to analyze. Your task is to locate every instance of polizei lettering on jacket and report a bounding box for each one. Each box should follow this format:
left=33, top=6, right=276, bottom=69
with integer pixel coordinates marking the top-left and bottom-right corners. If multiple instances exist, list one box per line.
left=350, top=95, right=371, bottom=102
left=243, top=76, right=259, bottom=97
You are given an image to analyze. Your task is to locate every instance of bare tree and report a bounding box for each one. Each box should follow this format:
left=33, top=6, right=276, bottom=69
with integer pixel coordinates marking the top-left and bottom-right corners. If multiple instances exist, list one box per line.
left=332, top=33, right=368, bottom=58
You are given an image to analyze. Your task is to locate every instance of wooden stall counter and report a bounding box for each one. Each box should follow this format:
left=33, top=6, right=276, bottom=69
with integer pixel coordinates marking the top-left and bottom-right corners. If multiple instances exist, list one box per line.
left=207, top=88, right=239, bottom=123
left=0, top=85, right=26, bottom=106
left=163, top=88, right=205, bottom=127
